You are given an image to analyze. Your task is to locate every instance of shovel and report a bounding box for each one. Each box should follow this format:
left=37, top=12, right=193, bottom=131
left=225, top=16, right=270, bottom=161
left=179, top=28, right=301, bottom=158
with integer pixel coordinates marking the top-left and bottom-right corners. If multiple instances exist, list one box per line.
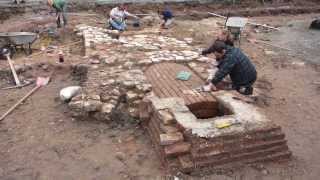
left=0, top=76, right=51, bottom=122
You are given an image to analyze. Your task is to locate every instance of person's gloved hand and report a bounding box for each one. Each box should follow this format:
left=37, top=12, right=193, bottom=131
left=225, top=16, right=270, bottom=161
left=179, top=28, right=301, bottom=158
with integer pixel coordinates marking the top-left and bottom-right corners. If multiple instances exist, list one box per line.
left=201, top=49, right=208, bottom=56
left=205, top=79, right=210, bottom=85
left=211, top=84, right=217, bottom=91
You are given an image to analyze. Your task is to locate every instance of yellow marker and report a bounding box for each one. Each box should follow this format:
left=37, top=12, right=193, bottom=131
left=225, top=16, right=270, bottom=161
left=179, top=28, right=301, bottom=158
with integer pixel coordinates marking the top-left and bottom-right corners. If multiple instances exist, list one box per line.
left=215, top=121, right=232, bottom=129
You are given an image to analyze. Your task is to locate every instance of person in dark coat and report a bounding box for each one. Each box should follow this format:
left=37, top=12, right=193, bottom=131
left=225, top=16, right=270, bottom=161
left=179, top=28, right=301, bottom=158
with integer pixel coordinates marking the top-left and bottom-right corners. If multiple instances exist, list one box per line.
left=310, top=18, right=320, bottom=30
left=202, top=41, right=257, bottom=95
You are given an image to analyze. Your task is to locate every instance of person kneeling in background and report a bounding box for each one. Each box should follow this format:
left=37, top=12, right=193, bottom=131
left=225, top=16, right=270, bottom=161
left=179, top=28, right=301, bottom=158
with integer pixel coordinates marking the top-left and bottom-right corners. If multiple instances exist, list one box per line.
left=108, top=4, right=139, bottom=31
left=160, top=5, right=174, bottom=29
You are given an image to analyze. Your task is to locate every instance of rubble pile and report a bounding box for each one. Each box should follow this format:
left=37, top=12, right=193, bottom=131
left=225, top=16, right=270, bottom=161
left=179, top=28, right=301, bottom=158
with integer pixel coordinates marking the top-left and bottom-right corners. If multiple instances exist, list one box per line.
left=120, top=35, right=191, bottom=50
left=144, top=50, right=200, bottom=63
left=75, top=24, right=120, bottom=47
left=69, top=66, right=152, bottom=121
left=140, top=94, right=291, bottom=173
left=74, top=25, right=209, bottom=65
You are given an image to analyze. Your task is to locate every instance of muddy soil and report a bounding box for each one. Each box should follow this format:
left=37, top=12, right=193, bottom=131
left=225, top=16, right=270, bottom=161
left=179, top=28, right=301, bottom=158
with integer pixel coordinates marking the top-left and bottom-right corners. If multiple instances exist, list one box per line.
left=0, top=65, right=163, bottom=180
left=0, top=10, right=320, bottom=180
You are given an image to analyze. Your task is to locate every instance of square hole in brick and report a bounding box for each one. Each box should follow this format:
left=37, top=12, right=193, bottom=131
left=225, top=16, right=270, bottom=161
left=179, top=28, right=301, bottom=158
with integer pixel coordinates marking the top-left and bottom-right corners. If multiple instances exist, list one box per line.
left=187, top=101, right=233, bottom=119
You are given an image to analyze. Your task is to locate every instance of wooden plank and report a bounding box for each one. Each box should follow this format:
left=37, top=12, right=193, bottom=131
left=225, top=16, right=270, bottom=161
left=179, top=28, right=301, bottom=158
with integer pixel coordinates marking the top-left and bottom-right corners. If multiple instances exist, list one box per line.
left=149, top=65, right=182, bottom=99
left=145, top=63, right=218, bottom=108
left=146, top=67, right=173, bottom=98
left=147, top=63, right=194, bottom=104
left=160, top=63, right=197, bottom=104
left=152, top=64, right=189, bottom=101
left=161, top=63, right=200, bottom=104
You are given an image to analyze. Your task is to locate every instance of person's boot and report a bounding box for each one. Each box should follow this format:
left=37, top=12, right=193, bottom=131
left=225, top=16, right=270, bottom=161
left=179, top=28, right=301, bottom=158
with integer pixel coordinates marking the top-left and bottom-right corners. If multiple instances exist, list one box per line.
left=243, top=86, right=253, bottom=95
left=237, top=86, right=253, bottom=95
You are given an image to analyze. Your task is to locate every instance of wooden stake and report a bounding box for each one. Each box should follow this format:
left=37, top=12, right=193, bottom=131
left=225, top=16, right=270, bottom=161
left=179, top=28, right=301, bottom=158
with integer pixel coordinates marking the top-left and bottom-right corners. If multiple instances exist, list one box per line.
left=6, top=55, right=21, bottom=86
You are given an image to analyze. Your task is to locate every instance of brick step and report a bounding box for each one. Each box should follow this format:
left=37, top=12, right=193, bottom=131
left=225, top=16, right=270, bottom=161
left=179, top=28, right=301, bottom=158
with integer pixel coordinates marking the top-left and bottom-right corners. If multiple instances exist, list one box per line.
left=194, top=130, right=286, bottom=154
left=146, top=123, right=181, bottom=169
left=146, top=122, right=166, bottom=164
left=187, top=125, right=282, bottom=146
left=192, top=139, right=288, bottom=162
left=194, top=144, right=290, bottom=168
left=246, top=151, right=292, bottom=164
left=164, top=142, right=191, bottom=157
left=149, top=115, right=167, bottom=137
left=148, top=119, right=162, bottom=144
left=179, top=151, right=292, bottom=173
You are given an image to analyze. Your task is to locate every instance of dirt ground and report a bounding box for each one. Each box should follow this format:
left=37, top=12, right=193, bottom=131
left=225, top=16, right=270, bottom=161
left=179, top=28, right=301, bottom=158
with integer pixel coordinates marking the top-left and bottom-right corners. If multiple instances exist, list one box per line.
left=0, top=9, right=320, bottom=180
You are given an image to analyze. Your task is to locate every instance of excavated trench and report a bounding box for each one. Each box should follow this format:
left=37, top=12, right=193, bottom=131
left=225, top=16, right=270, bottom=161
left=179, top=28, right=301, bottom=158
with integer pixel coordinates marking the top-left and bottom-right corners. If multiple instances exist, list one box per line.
left=2, top=2, right=320, bottom=178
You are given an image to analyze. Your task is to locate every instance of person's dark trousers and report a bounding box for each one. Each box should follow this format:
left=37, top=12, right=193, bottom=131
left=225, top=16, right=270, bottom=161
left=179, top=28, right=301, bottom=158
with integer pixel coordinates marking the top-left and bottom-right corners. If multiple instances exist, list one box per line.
left=232, top=77, right=256, bottom=95
left=56, top=5, right=67, bottom=28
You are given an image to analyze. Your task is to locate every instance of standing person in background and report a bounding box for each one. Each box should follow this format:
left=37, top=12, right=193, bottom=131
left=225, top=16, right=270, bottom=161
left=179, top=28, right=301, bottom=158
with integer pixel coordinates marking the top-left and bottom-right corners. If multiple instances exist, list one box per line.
left=47, top=0, right=67, bottom=28
left=109, top=4, right=139, bottom=31
left=160, top=4, right=174, bottom=29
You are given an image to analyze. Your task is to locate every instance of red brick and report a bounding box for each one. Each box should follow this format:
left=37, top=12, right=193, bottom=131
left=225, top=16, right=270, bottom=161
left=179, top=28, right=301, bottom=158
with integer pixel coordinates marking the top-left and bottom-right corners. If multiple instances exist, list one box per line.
left=164, top=142, right=191, bottom=157
left=157, top=109, right=176, bottom=125
left=160, top=133, right=184, bottom=146
left=159, top=123, right=179, bottom=133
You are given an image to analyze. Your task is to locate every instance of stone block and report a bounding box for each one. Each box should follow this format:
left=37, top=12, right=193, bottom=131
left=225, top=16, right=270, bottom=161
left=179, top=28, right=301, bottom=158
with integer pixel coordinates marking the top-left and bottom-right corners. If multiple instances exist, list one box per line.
left=101, top=103, right=115, bottom=115
left=151, top=97, right=186, bottom=111
left=159, top=124, right=179, bottom=133
left=160, top=133, right=184, bottom=146
left=83, top=100, right=102, bottom=112
left=164, top=142, right=191, bottom=157
left=172, top=112, right=198, bottom=130
left=139, top=99, right=151, bottom=122
left=122, top=81, right=136, bottom=89
left=157, top=109, right=176, bottom=125
left=68, top=100, right=84, bottom=111
left=126, top=91, right=139, bottom=102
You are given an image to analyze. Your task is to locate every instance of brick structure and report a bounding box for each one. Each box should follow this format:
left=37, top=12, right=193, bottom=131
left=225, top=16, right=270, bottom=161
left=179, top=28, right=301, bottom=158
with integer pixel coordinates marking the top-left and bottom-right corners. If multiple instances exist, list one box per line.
left=141, top=63, right=291, bottom=173
left=72, top=24, right=291, bottom=172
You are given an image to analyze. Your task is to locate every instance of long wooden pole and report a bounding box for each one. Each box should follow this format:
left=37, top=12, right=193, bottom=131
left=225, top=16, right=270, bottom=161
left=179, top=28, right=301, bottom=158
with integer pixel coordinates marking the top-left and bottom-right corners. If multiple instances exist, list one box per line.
left=0, top=86, right=40, bottom=121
